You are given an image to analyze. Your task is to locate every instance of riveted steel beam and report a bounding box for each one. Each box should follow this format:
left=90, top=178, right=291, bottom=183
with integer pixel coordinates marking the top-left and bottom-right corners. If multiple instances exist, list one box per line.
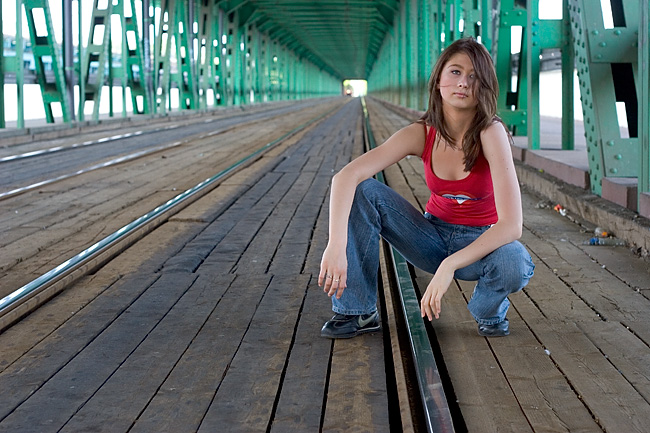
left=0, top=4, right=4, bottom=128
left=569, top=0, right=640, bottom=195
left=640, top=1, right=650, bottom=195
left=22, top=0, right=72, bottom=123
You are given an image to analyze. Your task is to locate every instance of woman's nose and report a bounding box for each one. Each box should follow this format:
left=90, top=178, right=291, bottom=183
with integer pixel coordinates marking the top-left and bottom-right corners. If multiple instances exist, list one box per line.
left=458, top=76, right=469, bottom=87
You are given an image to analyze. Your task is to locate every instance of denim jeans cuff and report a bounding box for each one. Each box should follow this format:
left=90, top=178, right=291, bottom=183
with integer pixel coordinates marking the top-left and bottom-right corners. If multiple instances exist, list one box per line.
left=332, top=307, right=376, bottom=316
left=473, top=315, right=506, bottom=326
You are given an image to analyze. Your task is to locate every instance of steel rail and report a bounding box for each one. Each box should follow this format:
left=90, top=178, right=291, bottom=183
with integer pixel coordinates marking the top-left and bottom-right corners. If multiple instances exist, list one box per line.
left=361, top=96, right=455, bottom=433
left=0, top=103, right=341, bottom=332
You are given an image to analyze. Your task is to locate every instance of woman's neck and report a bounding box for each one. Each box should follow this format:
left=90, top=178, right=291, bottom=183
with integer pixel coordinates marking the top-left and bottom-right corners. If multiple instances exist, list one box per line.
left=442, top=105, right=476, bottom=144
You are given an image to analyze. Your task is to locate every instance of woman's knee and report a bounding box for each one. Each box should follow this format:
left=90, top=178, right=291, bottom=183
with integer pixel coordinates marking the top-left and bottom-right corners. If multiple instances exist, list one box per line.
left=485, top=242, right=535, bottom=292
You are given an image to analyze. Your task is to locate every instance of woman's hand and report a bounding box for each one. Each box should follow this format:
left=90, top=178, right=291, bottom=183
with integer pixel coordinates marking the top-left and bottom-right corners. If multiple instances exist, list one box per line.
left=420, top=261, right=455, bottom=320
left=319, top=244, right=348, bottom=299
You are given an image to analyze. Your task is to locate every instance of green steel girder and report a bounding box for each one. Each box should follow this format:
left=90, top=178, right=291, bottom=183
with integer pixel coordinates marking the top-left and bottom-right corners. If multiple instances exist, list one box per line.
left=173, top=1, right=198, bottom=109
left=525, top=0, right=574, bottom=150
left=642, top=2, right=650, bottom=195
left=569, top=0, right=639, bottom=195
left=494, top=0, right=529, bottom=136
left=197, top=0, right=219, bottom=108
left=80, top=0, right=150, bottom=119
left=23, top=0, right=72, bottom=123
left=0, top=5, right=4, bottom=128
left=81, top=0, right=114, bottom=120
left=111, top=0, right=150, bottom=115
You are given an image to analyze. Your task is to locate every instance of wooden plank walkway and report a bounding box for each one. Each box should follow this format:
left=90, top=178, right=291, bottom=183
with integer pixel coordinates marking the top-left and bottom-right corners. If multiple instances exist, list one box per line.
left=2, top=96, right=650, bottom=432
left=0, top=99, right=392, bottom=433
left=368, top=98, right=650, bottom=433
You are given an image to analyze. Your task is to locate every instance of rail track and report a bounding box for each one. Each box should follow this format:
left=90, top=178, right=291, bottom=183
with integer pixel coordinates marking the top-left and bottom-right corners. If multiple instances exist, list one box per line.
left=0, top=98, right=346, bottom=326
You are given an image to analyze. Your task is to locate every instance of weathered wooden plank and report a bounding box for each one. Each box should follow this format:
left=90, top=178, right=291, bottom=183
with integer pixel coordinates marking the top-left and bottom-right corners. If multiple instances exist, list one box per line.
left=195, top=171, right=288, bottom=273
left=59, top=273, right=238, bottom=432
left=197, top=274, right=311, bottom=433
left=0, top=273, right=198, bottom=432
left=269, top=274, right=334, bottom=432
left=415, top=271, right=534, bottom=433
left=577, top=320, right=650, bottom=403
left=239, top=169, right=315, bottom=273
left=452, top=282, right=602, bottom=433
left=0, top=273, right=160, bottom=420
left=322, top=333, right=390, bottom=433
left=128, top=274, right=273, bottom=433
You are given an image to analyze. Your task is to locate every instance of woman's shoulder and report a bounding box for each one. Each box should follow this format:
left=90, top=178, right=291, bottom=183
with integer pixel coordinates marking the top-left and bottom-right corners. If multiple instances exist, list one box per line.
left=480, top=120, right=511, bottom=146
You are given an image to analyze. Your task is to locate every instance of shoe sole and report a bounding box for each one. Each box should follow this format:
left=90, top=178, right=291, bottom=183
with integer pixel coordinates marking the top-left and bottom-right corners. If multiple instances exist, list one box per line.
left=478, top=329, right=510, bottom=337
left=320, top=325, right=381, bottom=339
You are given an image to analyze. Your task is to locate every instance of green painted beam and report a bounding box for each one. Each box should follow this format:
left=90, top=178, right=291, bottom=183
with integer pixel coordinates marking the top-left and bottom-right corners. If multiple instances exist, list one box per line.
left=0, top=4, right=4, bottom=128
left=569, top=0, right=639, bottom=195
left=641, top=1, right=650, bottom=195
left=23, top=0, right=72, bottom=123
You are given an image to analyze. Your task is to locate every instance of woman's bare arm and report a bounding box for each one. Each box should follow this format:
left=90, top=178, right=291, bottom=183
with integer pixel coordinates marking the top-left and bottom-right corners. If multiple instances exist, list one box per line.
left=320, top=122, right=426, bottom=298
left=420, top=121, right=523, bottom=320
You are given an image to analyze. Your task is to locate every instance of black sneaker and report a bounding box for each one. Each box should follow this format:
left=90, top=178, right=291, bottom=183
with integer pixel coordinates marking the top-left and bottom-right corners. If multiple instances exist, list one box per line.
left=320, top=311, right=381, bottom=339
left=478, top=319, right=510, bottom=337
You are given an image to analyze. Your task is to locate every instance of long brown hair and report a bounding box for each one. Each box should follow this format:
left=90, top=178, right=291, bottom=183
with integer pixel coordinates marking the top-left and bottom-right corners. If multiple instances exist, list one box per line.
left=419, top=37, right=506, bottom=171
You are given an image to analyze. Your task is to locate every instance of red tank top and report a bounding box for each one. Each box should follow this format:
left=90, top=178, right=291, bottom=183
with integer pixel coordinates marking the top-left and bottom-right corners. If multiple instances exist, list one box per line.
left=421, top=126, right=498, bottom=226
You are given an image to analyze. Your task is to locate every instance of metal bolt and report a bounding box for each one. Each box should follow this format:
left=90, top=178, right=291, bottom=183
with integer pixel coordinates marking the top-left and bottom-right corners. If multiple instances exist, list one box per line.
left=614, top=30, right=621, bottom=35
left=599, top=42, right=607, bottom=47
left=607, top=140, right=615, bottom=146
left=593, top=30, right=599, bottom=36
left=610, top=168, right=618, bottom=174
left=615, top=154, right=622, bottom=160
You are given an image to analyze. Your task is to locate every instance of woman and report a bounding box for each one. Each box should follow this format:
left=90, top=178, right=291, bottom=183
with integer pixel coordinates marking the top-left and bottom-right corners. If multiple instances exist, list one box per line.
left=319, top=37, right=534, bottom=339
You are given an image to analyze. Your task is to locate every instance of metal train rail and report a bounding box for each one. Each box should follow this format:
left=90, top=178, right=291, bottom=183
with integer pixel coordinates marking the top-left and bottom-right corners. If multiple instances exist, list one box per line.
left=0, top=100, right=337, bottom=201
left=361, top=97, right=456, bottom=432
left=0, top=102, right=341, bottom=331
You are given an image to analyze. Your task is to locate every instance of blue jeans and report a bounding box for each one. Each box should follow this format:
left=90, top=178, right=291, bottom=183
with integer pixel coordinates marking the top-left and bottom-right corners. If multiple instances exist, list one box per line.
left=332, top=179, right=535, bottom=325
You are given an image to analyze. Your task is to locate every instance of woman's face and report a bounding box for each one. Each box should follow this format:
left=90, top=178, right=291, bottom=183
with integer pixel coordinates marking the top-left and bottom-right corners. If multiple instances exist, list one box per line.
left=437, top=52, right=478, bottom=111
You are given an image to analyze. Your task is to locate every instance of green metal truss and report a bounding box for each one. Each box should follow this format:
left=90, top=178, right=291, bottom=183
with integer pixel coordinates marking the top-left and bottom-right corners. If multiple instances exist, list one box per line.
left=80, top=0, right=148, bottom=120
left=640, top=1, right=649, bottom=195
left=197, top=1, right=218, bottom=109
left=112, top=0, right=150, bottom=115
left=81, top=0, right=113, bottom=120
left=568, top=0, right=639, bottom=195
left=22, top=0, right=72, bottom=123
left=0, top=4, right=4, bottom=128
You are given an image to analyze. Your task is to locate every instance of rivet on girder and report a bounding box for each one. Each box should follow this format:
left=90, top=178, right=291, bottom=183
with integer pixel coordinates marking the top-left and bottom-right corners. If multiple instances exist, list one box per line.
left=607, top=140, right=615, bottom=146
left=599, top=42, right=607, bottom=47
left=614, top=30, right=621, bottom=36
left=596, top=54, right=602, bottom=59
left=610, top=168, right=618, bottom=174
left=615, top=154, right=622, bottom=160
